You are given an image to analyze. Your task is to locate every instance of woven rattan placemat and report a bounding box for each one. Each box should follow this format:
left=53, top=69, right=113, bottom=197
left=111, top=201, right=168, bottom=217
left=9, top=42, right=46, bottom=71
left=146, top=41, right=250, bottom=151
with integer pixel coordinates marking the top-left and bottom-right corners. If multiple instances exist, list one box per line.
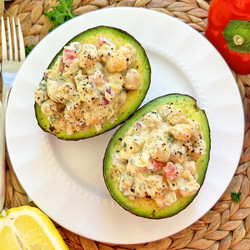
left=2, top=0, right=250, bottom=249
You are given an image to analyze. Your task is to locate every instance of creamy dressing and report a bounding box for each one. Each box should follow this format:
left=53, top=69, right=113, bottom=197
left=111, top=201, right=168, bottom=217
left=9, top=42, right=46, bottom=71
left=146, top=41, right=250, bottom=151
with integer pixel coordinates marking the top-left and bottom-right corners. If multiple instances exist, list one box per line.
left=34, top=36, right=140, bottom=135
left=113, top=105, right=206, bottom=208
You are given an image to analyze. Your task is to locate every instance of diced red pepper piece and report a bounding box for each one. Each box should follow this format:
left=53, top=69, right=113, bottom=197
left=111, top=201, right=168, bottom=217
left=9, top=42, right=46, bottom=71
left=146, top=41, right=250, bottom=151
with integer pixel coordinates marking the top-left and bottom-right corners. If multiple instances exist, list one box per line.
left=150, top=159, right=166, bottom=172
left=163, top=162, right=179, bottom=181
left=64, top=47, right=77, bottom=66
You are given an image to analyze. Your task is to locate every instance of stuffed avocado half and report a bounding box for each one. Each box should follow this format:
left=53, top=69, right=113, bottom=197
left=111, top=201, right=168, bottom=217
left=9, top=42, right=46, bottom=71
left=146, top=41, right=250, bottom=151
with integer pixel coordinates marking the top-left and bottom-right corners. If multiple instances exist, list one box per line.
left=34, top=26, right=151, bottom=140
left=103, top=94, right=211, bottom=219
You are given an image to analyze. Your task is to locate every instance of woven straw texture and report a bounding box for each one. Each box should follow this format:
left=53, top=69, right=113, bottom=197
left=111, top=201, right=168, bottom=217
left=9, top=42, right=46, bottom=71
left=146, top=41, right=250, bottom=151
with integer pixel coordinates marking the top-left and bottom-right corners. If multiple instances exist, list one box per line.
left=2, top=0, right=250, bottom=249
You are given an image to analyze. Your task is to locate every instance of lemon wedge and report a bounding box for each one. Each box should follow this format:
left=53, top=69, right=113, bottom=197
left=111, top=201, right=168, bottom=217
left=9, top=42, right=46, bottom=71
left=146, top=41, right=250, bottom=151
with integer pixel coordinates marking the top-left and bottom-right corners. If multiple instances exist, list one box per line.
left=0, top=206, right=68, bottom=249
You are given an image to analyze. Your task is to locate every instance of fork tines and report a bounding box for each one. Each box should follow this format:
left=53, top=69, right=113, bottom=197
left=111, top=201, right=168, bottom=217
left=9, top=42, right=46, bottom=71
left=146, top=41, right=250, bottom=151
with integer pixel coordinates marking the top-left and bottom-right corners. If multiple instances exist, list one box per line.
left=1, top=16, right=25, bottom=62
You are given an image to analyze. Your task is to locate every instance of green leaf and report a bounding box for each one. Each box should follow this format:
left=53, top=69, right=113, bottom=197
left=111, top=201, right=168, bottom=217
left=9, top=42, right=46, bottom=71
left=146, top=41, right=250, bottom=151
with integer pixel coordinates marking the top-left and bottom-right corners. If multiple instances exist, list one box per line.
left=45, top=0, right=76, bottom=31
left=231, top=192, right=242, bottom=203
left=222, top=20, right=250, bottom=53
left=25, top=45, right=36, bottom=56
left=50, top=117, right=56, bottom=123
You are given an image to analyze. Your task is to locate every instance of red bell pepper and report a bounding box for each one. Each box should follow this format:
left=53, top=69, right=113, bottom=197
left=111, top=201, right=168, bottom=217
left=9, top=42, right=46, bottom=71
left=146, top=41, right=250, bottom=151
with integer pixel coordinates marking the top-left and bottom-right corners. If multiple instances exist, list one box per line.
left=205, top=0, right=250, bottom=75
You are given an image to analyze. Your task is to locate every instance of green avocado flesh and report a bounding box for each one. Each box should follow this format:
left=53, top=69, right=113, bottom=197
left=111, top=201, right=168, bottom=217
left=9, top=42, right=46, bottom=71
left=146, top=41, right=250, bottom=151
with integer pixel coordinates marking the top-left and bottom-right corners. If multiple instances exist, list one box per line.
left=35, top=26, right=151, bottom=140
left=103, top=94, right=211, bottom=219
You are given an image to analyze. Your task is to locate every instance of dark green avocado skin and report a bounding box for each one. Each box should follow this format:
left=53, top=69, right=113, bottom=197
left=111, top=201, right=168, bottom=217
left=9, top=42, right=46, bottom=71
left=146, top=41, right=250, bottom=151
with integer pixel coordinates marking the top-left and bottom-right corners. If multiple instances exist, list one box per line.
left=103, top=94, right=211, bottom=219
left=35, top=25, right=151, bottom=140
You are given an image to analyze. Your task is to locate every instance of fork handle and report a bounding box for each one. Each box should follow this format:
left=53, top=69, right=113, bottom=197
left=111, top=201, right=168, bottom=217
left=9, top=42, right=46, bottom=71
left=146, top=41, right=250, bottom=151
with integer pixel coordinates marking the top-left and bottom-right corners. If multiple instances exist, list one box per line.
left=0, top=85, right=11, bottom=211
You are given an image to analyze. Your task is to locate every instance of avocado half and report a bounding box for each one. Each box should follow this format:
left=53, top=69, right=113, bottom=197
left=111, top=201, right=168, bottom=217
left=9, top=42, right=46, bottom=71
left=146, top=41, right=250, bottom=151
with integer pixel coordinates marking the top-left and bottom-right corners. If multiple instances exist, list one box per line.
left=103, top=94, right=211, bottom=219
left=35, top=26, right=151, bottom=140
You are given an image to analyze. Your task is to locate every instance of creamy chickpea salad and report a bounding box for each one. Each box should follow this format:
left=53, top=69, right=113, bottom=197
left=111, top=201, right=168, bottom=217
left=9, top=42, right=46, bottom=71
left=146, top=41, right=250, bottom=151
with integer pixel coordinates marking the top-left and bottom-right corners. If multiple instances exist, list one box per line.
left=34, top=36, right=140, bottom=135
left=112, top=105, right=207, bottom=208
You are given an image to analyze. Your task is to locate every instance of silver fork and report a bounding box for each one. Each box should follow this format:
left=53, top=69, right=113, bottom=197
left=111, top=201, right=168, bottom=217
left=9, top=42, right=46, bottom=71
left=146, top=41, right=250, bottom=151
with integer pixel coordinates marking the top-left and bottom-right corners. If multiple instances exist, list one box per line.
left=0, top=17, right=25, bottom=211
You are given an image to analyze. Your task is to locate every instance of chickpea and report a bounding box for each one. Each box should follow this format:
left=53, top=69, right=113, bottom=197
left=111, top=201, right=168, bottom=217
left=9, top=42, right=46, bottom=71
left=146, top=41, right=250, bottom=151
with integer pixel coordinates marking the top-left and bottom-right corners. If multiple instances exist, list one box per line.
left=97, top=44, right=115, bottom=63
left=64, top=101, right=85, bottom=126
left=142, top=112, right=162, bottom=130
left=107, top=73, right=124, bottom=87
left=52, top=113, right=67, bottom=131
left=41, top=100, right=58, bottom=117
left=78, top=44, right=99, bottom=69
left=57, top=82, right=77, bottom=102
left=178, top=181, right=200, bottom=198
left=169, top=142, right=187, bottom=163
left=106, top=50, right=127, bottom=73
left=123, top=136, right=141, bottom=153
left=148, top=140, right=170, bottom=162
left=34, top=89, right=48, bottom=105
left=124, top=69, right=140, bottom=90
left=113, top=91, right=127, bottom=109
left=158, top=105, right=174, bottom=120
left=182, top=161, right=197, bottom=176
left=120, top=44, right=136, bottom=67
left=187, top=119, right=201, bottom=139
left=192, top=139, right=206, bottom=160
left=167, top=109, right=187, bottom=125
left=47, top=80, right=60, bottom=102
left=171, top=124, right=193, bottom=141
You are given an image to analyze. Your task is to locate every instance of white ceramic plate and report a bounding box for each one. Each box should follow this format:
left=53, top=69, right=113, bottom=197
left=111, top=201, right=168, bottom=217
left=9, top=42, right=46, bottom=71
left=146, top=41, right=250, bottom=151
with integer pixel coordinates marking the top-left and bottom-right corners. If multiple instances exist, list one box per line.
left=6, top=8, right=244, bottom=244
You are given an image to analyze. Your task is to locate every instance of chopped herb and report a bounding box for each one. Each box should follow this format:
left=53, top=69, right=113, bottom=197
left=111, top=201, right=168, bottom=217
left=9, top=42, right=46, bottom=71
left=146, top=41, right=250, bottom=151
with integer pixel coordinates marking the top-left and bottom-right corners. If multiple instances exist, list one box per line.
left=45, top=0, right=76, bottom=31
left=130, top=159, right=133, bottom=164
left=168, top=134, right=175, bottom=143
left=123, top=143, right=127, bottom=149
left=50, top=117, right=56, bottom=123
left=150, top=111, right=157, bottom=114
left=39, top=80, right=47, bottom=89
left=40, top=100, right=46, bottom=104
left=185, top=187, right=189, bottom=191
left=231, top=192, right=241, bottom=203
left=25, top=45, right=36, bottom=56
